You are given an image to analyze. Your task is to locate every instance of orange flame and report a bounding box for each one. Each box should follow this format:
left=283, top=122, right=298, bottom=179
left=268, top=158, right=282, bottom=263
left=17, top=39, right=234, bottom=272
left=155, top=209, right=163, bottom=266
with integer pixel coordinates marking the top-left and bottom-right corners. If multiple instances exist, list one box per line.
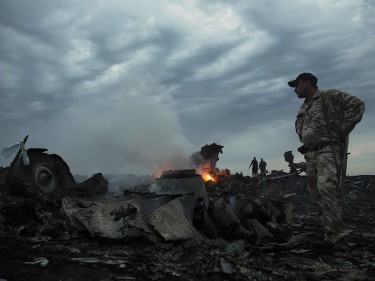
left=202, top=172, right=216, bottom=182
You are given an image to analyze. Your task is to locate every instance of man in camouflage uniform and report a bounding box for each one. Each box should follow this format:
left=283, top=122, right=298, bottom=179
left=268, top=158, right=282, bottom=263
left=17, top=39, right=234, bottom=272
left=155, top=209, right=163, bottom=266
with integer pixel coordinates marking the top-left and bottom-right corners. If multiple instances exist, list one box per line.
left=288, top=73, right=365, bottom=250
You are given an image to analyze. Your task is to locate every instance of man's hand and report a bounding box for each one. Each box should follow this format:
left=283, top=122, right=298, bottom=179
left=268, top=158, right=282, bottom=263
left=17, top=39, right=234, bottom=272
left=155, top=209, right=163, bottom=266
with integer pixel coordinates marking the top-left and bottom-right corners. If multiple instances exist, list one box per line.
left=297, top=145, right=306, bottom=155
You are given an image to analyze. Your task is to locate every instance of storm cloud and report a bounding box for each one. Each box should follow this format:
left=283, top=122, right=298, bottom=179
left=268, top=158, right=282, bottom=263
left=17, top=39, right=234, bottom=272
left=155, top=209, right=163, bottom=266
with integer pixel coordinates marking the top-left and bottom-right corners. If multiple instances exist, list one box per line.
left=1, top=0, right=374, bottom=175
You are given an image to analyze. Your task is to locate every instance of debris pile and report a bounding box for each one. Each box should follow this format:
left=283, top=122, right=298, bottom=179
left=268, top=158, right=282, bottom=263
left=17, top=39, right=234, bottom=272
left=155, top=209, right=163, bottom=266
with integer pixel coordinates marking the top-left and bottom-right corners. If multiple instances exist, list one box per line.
left=0, top=173, right=374, bottom=280
left=0, top=138, right=374, bottom=280
left=60, top=192, right=293, bottom=244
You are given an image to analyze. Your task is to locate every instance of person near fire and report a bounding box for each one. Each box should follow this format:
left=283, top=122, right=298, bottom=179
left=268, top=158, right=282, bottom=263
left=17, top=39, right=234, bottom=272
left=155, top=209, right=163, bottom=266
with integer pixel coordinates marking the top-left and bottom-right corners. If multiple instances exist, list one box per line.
left=259, top=158, right=267, bottom=174
left=248, top=157, right=258, bottom=177
left=288, top=72, right=365, bottom=250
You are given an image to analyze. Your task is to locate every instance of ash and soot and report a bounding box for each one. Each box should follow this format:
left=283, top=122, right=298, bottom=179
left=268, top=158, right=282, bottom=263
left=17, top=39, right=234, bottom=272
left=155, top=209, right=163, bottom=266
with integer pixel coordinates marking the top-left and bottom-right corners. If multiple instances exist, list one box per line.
left=0, top=139, right=374, bottom=281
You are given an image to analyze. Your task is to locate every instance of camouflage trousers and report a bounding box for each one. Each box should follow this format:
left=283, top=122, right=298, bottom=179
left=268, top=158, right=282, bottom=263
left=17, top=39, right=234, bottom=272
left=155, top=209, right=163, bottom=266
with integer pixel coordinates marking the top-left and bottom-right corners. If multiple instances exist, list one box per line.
left=304, top=145, right=349, bottom=243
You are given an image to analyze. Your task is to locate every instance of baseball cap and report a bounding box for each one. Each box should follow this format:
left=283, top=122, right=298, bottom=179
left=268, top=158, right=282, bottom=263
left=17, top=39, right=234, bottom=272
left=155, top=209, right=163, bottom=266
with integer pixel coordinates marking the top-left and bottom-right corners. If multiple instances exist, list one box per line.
left=288, top=73, right=318, bottom=87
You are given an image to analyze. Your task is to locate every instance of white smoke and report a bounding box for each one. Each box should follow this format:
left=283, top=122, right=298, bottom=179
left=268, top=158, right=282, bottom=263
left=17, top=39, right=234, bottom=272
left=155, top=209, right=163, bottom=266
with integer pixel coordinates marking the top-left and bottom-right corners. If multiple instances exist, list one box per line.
left=15, top=72, right=195, bottom=176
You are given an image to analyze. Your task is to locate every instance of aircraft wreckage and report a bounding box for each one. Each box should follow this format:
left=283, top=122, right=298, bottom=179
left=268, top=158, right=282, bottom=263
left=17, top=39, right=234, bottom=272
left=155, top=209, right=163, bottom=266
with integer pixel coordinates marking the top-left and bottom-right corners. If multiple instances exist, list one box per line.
left=2, top=137, right=375, bottom=280
left=0, top=136, right=293, bottom=244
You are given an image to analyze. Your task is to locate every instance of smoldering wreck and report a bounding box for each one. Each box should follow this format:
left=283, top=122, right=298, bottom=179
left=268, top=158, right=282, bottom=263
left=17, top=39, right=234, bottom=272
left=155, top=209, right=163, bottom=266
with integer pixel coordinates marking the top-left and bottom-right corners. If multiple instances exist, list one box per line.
left=0, top=137, right=374, bottom=281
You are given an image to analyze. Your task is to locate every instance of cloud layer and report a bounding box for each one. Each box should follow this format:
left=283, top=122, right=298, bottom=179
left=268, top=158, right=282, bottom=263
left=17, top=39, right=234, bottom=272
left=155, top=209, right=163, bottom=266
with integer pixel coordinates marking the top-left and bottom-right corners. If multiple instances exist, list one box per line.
left=1, top=0, right=374, bottom=175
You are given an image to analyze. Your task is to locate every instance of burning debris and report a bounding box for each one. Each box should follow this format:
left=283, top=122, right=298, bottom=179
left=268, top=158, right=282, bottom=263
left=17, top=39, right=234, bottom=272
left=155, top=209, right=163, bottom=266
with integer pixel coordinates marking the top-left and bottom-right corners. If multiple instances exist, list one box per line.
left=0, top=138, right=293, bottom=245
left=1, top=172, right=374, bottom=280
left=191, top=142, right=224, bottom=180
left=58, top=168, right=293, bottom=244
left=149, top=169, right=207, bottom=195
left=1, top=138, right=374, bottom=280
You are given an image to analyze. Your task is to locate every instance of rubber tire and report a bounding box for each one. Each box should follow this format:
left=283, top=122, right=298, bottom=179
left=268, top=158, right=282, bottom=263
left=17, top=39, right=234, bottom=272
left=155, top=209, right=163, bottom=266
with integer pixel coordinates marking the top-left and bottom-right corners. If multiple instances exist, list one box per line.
left=11, top=150, right=76, bottom=199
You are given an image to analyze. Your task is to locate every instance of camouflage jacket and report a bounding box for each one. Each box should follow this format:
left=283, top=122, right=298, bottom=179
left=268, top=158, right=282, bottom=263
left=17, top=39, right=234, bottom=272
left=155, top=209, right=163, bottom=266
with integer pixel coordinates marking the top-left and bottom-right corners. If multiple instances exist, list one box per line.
left=295, top=89, right=365, bottom=147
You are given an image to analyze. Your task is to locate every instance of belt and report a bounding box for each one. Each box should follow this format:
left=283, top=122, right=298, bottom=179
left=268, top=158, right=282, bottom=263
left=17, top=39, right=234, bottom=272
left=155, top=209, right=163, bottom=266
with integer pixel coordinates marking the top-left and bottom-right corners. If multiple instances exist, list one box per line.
left=305, top=142, right=340, bottom=152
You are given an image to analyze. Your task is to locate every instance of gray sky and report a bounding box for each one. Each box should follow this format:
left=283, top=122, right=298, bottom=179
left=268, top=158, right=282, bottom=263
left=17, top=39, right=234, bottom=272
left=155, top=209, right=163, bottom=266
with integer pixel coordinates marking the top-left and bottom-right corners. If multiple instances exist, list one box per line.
left=1, top=0, right=374, bottom=176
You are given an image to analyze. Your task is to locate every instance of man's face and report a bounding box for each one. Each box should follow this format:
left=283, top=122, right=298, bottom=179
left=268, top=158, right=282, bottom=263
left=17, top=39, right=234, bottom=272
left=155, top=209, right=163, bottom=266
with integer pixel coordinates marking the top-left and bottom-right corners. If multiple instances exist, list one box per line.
left=294, top=80, right=310, bottom=99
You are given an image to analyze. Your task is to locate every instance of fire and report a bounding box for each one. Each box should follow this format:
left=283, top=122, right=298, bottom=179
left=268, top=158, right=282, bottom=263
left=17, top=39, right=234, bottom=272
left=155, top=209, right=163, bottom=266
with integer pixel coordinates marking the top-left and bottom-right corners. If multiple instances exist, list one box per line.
left=202, top=172, right=216, bottom=182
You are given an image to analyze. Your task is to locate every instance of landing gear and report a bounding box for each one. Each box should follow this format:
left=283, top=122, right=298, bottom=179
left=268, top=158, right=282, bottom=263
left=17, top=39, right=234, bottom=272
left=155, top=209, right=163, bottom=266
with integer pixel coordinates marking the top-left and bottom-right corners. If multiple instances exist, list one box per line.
left=10, top=149, right=76, bottom=198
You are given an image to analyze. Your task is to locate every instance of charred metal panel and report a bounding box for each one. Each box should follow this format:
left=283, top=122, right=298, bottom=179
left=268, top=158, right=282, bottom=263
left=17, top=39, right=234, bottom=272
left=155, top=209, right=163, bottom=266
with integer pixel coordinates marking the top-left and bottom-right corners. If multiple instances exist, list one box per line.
left=75, top=173, right=108, bottom=197
left=147, top=194, right=204, bottom=242
left=150, top=169, right=207, bottom=195
left=64, top=190, right=294, bottom=243
left=64, top=195, right=183, bottom=240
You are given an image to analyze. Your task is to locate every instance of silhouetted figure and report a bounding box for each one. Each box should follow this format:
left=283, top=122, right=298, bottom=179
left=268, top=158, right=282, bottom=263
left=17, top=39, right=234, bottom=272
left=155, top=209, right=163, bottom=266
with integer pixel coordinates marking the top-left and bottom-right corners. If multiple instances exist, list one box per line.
left=248, top=157, right=258, bottom=177
left=259, top=158, right=267, bottom=174
left=283, top=151, right=307, bottom=174
left=283, top=151, right=296, bottom=173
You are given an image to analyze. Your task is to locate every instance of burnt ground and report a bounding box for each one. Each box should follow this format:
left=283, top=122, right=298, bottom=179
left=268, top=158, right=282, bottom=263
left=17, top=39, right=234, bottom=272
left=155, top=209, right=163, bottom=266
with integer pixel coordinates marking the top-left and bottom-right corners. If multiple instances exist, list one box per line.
left=0, top=174, right=374, bottom=281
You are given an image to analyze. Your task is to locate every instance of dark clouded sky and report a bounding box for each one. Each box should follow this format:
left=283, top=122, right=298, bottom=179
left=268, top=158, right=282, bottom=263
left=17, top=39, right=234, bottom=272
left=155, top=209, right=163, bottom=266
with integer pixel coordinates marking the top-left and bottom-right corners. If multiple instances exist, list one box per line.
left=1, top=0, right=374, bottom=176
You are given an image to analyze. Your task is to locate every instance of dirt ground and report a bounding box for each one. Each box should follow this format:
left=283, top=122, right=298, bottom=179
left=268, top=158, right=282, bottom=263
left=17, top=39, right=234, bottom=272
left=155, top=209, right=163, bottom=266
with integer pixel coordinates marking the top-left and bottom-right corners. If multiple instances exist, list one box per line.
left=0, top=174, right=374, bottom=281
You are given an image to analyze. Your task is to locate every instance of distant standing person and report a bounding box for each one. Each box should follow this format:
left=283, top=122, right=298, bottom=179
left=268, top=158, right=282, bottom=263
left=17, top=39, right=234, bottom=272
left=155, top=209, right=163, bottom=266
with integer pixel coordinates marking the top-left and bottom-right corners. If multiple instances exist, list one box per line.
left=288, top=72, right=365, bottom=251
left=248, top=157, right=258, bottom=177
left=259, top=158, right=267, bottom=174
